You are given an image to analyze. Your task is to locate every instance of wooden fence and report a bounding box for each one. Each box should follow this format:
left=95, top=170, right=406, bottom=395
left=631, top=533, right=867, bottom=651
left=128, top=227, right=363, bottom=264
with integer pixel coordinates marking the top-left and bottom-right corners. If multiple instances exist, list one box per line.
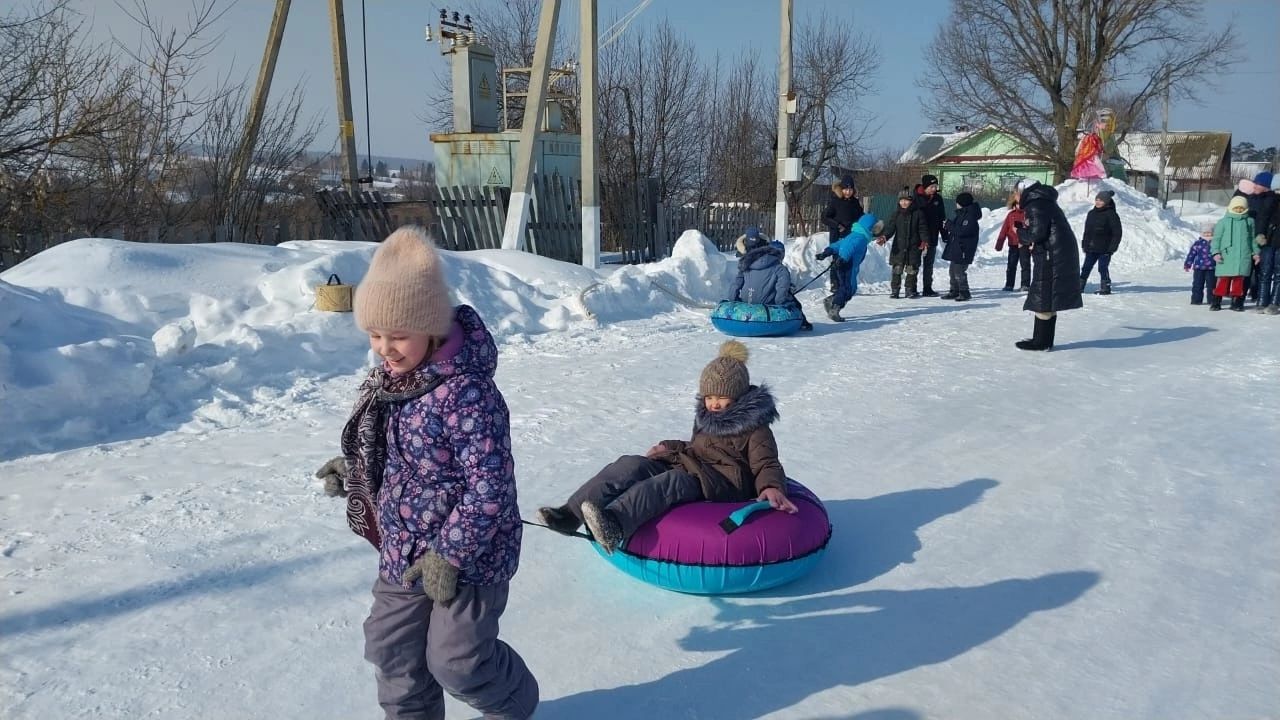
left=1, top=180, right=864, bottom=272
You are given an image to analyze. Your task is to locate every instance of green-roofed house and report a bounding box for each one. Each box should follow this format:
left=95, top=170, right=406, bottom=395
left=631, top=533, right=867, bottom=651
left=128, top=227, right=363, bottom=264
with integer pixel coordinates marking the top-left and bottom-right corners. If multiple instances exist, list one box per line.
left=899, top=125, right=1055, bottom=203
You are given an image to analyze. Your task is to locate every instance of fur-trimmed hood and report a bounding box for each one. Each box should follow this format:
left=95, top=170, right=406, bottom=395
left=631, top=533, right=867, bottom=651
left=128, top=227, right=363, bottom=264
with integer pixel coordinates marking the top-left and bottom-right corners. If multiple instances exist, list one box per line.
left=693, top=384, right=779, bottom=437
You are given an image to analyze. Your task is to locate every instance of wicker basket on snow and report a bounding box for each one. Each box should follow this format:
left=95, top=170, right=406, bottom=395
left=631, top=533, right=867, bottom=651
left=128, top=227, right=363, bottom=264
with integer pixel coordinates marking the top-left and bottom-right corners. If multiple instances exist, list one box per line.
left=315, top=274, right=354, bottom=312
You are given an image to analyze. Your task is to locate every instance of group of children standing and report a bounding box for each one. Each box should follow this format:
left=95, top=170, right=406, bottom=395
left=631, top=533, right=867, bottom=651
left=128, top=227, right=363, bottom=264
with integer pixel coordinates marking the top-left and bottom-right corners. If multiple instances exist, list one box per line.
left=812, top=174, right=1125, bottom=318
left=1194, top=171, right=1280, bottom=313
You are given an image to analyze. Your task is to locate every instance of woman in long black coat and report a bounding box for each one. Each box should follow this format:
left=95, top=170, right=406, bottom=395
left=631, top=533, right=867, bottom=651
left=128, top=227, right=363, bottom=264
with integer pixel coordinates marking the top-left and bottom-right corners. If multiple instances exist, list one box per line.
left=1014, top=180, right=1083, bottom=350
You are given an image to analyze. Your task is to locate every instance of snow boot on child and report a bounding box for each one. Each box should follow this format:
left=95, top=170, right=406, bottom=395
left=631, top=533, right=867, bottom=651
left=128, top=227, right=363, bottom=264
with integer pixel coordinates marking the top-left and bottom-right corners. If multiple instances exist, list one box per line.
left=1209, top=295, right=1223, bottom=311
left=823, top=295, right=844, bottom=322
left=1230, top=296, right=1246, bottom=312
left=581, top=501, right=624, bottom=554
left=536, top=505, right=581, bottom=535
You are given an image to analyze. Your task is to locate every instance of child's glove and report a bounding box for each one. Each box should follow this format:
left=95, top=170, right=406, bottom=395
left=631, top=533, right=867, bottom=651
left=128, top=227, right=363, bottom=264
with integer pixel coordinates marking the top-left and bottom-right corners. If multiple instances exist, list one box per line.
left=1257, top=234, right=1268, bottom=246
left=404, top=551, right=458, bottom=605
left=815, top=248, right=833, bottom=260
left=315, top=456, right=348, bottom=497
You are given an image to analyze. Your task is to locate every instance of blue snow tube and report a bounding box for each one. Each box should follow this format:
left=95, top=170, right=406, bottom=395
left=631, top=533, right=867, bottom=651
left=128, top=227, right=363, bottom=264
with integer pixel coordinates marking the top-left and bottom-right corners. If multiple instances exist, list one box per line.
left=710, top=300, right=804, bottom=337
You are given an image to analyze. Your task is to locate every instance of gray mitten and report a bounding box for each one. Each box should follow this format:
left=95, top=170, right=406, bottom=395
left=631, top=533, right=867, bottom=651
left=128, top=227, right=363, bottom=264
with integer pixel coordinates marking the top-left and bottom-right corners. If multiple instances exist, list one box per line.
left=403, top=551, right=459, bottom=605
left=314, top=456, right=348, bottom=497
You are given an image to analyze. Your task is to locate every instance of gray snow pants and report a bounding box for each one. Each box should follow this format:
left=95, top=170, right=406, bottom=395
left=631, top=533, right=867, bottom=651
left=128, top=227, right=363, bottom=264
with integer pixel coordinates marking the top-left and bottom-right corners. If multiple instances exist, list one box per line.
left=363, top=577, right=539, bottom=720
left=566, top=455, right=702, bottom=537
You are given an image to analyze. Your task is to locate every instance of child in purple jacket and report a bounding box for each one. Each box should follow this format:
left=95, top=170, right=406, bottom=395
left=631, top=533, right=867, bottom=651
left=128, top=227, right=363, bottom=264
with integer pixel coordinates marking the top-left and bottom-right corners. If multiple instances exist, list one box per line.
left=315, top=226, right=538, bottom=720
left=1184, top=222, right=1217, bottom=305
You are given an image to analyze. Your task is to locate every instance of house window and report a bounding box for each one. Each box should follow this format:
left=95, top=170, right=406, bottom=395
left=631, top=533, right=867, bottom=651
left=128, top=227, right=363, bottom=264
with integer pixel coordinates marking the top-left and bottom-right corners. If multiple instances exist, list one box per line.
left=961, top=173, right=986, bottom=193
left=999, top=173, right=1021, bottom=192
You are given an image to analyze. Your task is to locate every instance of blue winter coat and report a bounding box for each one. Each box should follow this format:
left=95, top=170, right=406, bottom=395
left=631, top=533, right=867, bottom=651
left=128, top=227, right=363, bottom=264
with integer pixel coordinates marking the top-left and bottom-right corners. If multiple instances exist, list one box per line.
left=942, top=202, right=981, bottom=264
left=827, top=213, right=878, bottom=295
left=1184, top=237, right=1215, bottom=271
left=731, top=244, right=793, bottom=305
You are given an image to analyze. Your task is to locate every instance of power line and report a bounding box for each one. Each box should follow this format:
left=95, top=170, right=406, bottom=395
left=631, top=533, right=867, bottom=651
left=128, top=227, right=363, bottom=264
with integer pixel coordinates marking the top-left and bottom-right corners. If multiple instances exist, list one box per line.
left=600, top=0, right=654, bottom=49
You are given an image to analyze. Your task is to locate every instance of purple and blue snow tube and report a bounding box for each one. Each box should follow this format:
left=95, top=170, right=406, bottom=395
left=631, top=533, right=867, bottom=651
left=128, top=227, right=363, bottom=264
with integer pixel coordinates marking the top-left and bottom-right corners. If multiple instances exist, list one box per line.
left=592, top=480, right=832, bottom=594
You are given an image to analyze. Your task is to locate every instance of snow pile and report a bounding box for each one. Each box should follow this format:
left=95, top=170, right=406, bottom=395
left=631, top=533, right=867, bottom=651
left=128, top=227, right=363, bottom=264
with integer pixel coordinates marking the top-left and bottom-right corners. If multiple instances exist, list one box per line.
left=0, top=232, right=789, bottom=457
left=3, top=189, right=1200, bottom=459
left=0, top=239, right=614, bottom=457
left=0, top=280, right=155, bottom=449
left=580, top=231, right=736, bottom=319
left=975, top=178, right=1196, bottom=269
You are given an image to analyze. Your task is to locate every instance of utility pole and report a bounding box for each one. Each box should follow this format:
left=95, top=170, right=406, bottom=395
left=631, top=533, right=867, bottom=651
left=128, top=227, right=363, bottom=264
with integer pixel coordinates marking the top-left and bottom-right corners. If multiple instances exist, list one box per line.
left=229, top=0, right=291, bottom=228
left=328, top=0, right=361, bottom=195
left=1157, top=71, right=1170, bottom=208
left=775, top=0, right=793, bottom=242
left=501, top=0, right=562, bottom=251
left=580, top=0, right=600, bottom=268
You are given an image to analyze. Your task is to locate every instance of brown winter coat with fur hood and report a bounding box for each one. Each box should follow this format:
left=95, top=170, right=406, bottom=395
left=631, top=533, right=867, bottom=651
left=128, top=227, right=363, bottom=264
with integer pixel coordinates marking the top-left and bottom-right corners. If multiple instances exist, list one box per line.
left=654, top=384, right=786, bottom=502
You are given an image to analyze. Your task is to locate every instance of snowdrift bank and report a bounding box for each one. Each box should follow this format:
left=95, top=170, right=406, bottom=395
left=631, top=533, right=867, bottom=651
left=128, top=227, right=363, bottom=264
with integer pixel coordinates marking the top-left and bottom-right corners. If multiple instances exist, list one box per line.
left=0, top=232, right=753, bottom=457
left=0, top=183, right=1198, bottom=459
left=973, top=178, right=1196, bottom=269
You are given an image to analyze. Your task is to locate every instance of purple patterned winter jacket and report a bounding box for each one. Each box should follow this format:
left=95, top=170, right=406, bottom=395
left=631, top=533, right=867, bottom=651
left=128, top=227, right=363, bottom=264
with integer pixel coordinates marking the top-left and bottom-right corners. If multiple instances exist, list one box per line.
left=376, top=305, right=522, bottom=588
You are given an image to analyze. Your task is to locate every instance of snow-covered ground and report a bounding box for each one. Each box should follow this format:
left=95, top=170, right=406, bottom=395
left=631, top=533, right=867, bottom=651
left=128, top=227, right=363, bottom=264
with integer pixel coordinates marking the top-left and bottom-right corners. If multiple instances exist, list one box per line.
left=2, top=184, right=1277, bottom=719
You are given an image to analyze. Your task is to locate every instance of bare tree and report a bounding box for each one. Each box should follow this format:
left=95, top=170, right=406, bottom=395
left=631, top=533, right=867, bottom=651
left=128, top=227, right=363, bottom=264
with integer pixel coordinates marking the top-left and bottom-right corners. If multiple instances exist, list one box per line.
left=920, top=0, right=1238, bottom=181
left=0, top=0, right=132, bottom=233
left=598, top=19, right=709, bottom=202
left=785, top=16, right=881, bottom=221
left=698, top=52, right=775, bottom=206
left=102, top=0, right=236, bottom=236
left=193, top=81, right=323, bottom=239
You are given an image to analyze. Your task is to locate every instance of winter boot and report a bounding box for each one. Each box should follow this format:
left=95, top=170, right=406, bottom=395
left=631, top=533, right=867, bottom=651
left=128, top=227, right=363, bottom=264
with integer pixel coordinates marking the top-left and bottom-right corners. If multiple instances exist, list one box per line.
left=581, top=501, right=624, bottom=554
left=1019, top=285, right=1031, bottom=292
left=1230, top=296, right=1246, bottom=312
left=1209, top=295, right=1223, bottom=311
left=1015, top=316, right=1054, bottom=351
left=1267, top=305, right=1280, bottom=315
left=890, top=291, right=900, bottom=299
left=908, top=291, right=921, bottom=299
left=536, top=505, right=581, bottom=535
left=1096, top=283, right=1112, bottom=295
left=955, top=291, right=972, bottom=301
left=1002, top=286, right=1015, bottom=291
left=941, top=291, right=959, bottom=299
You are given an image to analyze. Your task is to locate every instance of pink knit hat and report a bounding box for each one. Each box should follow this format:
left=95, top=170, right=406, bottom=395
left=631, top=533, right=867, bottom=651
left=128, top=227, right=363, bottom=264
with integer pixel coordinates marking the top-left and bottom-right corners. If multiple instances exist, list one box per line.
left=354, top=226, right=454, bottom=337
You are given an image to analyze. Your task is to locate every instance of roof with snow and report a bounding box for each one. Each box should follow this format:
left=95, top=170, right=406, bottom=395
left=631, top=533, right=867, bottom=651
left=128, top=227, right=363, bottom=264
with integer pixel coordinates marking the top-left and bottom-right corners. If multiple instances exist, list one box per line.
left=1116, top=131, right=1231, bottom=180
left=899, top=129, right=977, bottom=165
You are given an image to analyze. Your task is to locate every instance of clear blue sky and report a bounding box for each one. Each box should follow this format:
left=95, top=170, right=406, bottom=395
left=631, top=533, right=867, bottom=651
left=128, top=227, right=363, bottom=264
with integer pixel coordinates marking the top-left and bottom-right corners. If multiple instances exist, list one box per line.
left=86, top=0, right=1279, bottom=161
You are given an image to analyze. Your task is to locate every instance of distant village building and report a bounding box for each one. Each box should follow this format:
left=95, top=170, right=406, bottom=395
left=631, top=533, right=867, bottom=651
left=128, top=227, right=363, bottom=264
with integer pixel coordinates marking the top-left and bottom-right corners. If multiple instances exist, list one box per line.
left=901, top=126, right=1234, bottom=202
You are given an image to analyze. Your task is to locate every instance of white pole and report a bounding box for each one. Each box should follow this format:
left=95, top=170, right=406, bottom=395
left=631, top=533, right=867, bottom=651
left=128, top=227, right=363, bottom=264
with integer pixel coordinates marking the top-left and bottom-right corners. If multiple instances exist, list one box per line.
left=774, top=0, right=793, bottom=242
left=501, top=0, right=562, bottom=250
left=580, top=0, right=600, bottom=268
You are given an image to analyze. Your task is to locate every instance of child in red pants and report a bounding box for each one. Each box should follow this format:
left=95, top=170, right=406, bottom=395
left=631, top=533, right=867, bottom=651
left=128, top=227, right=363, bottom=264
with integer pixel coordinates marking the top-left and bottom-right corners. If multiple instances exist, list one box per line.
left=1210, top=196, right=1258, bottom=311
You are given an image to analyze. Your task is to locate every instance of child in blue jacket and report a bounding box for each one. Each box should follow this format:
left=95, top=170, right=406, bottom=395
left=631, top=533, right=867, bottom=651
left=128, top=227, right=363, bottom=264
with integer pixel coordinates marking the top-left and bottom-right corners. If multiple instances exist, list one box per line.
left=816, top=213, right=883, bottom=321
left=1184, top=222, right=1217, bottom=305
